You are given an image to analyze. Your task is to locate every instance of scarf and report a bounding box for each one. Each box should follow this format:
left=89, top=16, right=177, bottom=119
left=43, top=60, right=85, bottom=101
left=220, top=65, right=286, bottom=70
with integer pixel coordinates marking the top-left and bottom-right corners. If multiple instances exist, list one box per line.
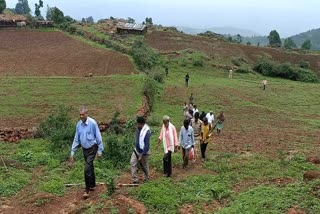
left=162, top=122, right=175, bottom=154
left=139, top=124, right=150, bottom=150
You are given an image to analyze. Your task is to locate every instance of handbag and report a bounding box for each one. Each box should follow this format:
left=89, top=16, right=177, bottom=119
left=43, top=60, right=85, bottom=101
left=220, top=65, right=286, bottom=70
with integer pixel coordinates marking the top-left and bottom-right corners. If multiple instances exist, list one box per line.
left=189, top=148, right=194, bottom=160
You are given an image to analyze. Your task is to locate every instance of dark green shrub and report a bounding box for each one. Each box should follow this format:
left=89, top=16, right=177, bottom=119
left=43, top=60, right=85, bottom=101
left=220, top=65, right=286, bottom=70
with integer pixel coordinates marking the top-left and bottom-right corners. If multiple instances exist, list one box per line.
left=147, top=115, right=161, bottom=127
left=109, top=111, right=122, bottom=134
left=231, top=57, right=248, bottom=66
left=254, top=58, right=319, bottom=83
left=142, top=77, right=158, bottom=110
left=298, top=59, right=311, bottom=69
left=236, top=67, right=253, bottom=73
left=190, top=52, right=208, bottom=67
left=37, top=105, right=75, bottom=149
left=104, top=134, right=133, bottom=168
left=131, top=40, right=159, bottom=71
left=148, top=70, right=165, bottom=83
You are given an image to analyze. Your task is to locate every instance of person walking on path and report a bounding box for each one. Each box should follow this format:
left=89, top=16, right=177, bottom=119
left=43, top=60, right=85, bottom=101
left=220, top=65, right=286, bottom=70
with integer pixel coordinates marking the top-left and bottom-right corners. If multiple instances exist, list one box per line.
left=156, top=116, right=178, bottom=177
left=262, top=79, right=268, bottom=90
left=185, top=73, right=190, bottom=87
left=200, top=117, right=211, bottom=161
left=178, top=119, right=195, bottom=169
left=183, top=102, right=189, bottom=117
left=190, top=112, right=202, bottom=163
left=199, top=111, right=206, bottom=121
left=206, top=111, right=214, bottom=125
left=130, top=116, right=151, bottom=184
left=216, top=111, right=225, bottom=135
left=189, top=93, right=194, bottom=105
left=70, top=106, right=104, bottom=199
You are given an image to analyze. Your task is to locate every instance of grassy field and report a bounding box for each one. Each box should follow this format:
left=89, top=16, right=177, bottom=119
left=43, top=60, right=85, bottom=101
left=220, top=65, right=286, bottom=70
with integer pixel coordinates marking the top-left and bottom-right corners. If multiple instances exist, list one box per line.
left=141, top=63, right=320, bottom=213
left=0, top=74, right=144, bottom=127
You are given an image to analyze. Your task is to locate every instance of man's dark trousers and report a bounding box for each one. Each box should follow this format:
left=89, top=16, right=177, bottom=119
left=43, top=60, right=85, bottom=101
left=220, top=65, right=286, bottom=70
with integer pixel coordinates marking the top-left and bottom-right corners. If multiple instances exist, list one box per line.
left=163, top=151, right=172, bottom=176
left=83, top=144, right=98, bottom=193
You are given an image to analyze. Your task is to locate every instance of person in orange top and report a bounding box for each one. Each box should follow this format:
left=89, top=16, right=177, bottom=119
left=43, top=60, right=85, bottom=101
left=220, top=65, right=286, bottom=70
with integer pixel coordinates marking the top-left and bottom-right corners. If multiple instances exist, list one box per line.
left=200, top=117, right=212, bottom=161
left=156, top=115, right=178, bottom=177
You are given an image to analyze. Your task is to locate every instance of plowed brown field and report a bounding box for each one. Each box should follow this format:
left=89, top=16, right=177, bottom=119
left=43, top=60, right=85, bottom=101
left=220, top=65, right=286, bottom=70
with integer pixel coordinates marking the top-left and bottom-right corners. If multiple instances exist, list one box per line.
left=145, top=31, right=320, bottom=73
left=0, top=30, right=134, bottom=76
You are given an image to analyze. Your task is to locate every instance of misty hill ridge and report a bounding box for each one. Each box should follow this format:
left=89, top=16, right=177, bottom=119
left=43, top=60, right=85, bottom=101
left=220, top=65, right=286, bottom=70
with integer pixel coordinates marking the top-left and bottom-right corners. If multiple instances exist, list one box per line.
left=290, top=28, right=320, bottom=50
left=176, top=26, right=259, bottom=37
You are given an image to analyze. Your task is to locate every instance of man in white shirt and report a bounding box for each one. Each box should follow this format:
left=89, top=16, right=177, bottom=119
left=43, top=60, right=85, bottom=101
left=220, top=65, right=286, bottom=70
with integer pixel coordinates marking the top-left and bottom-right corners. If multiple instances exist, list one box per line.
left=193, top=105, right=199, bottom=116
left=206, top=111, right=214, bottom=125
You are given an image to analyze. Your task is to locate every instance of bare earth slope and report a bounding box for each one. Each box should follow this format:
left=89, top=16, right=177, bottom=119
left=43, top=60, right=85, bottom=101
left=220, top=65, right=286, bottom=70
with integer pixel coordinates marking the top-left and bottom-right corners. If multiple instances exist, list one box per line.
left=145, top=31, right=320, bottom=73
left=0, top=30, right=134, bottom=76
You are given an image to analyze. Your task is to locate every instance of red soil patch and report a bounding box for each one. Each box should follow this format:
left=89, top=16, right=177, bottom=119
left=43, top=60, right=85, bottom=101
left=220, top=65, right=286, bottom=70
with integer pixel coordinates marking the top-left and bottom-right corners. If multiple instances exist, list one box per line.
left=0, top=30, right=134, bottom=76
left=145, top=31, right=320, bottom=74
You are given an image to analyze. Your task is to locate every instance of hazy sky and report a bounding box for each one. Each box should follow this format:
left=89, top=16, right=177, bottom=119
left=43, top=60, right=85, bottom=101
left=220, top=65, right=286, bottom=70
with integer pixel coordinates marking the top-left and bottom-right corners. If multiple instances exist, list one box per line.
left=6, top=0, right=320, bottom=37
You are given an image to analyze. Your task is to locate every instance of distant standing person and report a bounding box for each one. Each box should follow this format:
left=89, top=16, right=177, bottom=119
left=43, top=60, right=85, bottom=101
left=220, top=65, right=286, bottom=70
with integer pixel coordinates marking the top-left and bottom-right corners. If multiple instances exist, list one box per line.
left=262, top=79, right=268, bottom=90
left=189, top=93, right=194, bottom=105
left=130, top=116, right=151, bottom=184
left=156, top=116, right=178, bottom=177
left=70, top=106, right=104, bottom=199
left=200, top=117, right=211, bottom=161
left=178, top=119, right=195, bottom=169
left=185, top=73, right=190, bottom=87
left=216, top=111, right=225, bottom=135
left=165, top=67, right=169, bottom=76
left=229, top=69, right=233, bottom=79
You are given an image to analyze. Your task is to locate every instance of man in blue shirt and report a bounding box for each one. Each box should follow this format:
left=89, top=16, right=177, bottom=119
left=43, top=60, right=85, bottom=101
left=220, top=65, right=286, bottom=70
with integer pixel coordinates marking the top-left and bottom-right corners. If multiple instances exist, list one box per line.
left=179, top=119, right=194, bottom=169
left=130, top=116, right=151, bottom=184
left=70, top=106, right=104, bottom=199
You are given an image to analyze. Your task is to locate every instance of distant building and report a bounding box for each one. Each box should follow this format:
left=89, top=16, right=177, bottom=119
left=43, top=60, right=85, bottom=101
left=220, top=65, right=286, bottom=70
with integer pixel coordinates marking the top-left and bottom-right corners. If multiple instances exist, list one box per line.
left=116, top=23, right=147, bottom=35
left=0, top=14, right=27, bottom=28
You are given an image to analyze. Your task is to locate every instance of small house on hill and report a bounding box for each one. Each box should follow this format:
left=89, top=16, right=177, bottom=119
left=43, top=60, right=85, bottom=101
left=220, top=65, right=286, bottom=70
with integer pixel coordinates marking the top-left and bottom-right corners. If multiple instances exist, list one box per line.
left=0, top=14, right=27, bottom=28
left=116, top=23, right=147, bottom=35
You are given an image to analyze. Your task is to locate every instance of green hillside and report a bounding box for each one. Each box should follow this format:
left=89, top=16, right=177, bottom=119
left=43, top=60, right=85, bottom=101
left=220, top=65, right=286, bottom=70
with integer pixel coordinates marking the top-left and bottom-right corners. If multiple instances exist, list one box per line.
left=290, top=28, right=320, bottom=50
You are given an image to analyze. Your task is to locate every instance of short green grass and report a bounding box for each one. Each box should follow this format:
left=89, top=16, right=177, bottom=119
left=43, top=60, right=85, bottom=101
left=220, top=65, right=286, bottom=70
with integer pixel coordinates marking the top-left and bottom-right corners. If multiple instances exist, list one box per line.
left=0, top=75, right=144, bottom=123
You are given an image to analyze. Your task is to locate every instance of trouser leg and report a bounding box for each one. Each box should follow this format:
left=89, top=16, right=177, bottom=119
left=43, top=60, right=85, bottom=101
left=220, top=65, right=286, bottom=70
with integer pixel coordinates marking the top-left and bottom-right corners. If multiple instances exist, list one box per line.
left=141, top=154, right=150, bottom=180
left=83, top=145, right=98, bottom=193
left=130, top=151, right=139, bottom=183
left=200, top=143, right=208, bottom=159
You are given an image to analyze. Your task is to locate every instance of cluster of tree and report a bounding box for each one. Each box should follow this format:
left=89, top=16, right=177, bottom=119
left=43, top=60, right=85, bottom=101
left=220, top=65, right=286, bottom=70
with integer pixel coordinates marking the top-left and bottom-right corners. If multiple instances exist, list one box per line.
left=0, top=0, right=6, bottom=13
left=268, top=30, right=312, bottom=50
left=143, top=17, right=153, bottom=25
left=127, top=17, right=154, bottom=25
left=34, top=0, right=43, bottom=19
left=229, top=29, right=313, bottom=50
left=289, top=28, right=320, bottom=50
left=81, top=16, right=94, bottom=23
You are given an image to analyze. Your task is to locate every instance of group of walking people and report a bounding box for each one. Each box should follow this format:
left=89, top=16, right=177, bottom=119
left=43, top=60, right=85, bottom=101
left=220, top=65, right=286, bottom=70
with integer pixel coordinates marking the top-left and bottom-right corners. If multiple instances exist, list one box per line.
left=130, top=92, right=226, bottom=185
left=69, top=97, right=226, bottom=199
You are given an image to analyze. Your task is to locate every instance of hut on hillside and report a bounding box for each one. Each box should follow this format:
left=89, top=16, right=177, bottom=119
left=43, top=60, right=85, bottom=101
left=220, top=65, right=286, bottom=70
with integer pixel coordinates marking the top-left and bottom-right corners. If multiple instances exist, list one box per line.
left=116, top=23, right=147, bottom=35
left=0, top=14, right=27, bottom=28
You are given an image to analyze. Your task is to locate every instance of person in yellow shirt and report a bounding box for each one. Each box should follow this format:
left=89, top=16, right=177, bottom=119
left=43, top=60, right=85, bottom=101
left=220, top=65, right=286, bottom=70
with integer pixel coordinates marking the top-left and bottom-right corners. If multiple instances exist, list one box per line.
left=200, top=117, right=212, bottom=161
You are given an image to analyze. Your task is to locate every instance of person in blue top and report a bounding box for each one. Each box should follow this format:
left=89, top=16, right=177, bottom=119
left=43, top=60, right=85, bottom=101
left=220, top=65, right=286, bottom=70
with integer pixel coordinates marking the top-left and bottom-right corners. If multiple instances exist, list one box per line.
left=178, top=119, right=194, bottom=169
left=130, top=116, right=151, bottom=184
left=70, top=106, right=104, bottom=199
